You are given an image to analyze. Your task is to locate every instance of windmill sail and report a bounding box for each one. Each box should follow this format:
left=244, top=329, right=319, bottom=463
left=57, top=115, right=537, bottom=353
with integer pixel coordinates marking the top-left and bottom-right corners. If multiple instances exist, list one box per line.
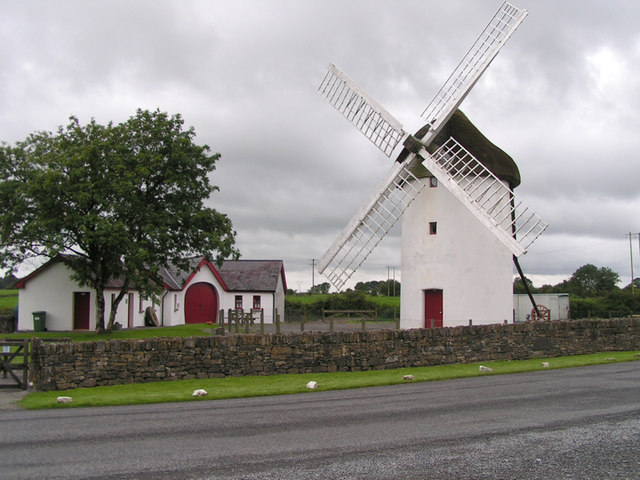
left=420, top=138, right=547, bottom=256
left=318, top=160, right=425, bottom=290
left=318, top=2, right=535, bottom=291
left=318, top=64, right=408, bottom=157
left=419, top=2, right=527, bottom=145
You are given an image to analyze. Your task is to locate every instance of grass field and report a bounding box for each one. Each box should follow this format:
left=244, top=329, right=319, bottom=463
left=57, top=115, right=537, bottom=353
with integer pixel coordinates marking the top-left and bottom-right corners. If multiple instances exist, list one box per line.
left=0, top=289, right=18, bottom=312
left=19, top=351, right=640, bottom=410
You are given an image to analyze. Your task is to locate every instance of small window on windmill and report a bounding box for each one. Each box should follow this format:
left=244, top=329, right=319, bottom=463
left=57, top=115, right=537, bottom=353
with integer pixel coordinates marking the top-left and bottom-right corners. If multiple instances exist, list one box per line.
left=430, top=177, right=438, bottom=188
left=429, top=222, right=438, bottom=235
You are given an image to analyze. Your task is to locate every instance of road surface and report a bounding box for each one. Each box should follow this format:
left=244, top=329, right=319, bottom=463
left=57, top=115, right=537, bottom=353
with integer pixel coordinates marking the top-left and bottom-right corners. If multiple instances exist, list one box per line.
left=0, top=362, right=639, bottom=479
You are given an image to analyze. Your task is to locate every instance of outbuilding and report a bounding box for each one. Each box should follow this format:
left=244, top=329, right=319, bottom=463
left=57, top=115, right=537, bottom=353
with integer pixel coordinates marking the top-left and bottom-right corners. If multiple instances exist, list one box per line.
left=15, top=256, right=287, bottom=331
left=513, top=293, right=570, bottom=322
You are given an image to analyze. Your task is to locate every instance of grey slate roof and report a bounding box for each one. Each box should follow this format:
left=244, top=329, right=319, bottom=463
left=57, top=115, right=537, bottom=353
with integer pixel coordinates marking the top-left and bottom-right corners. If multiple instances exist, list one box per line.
left=159, top=257, right=285, bottom=292
left=218, top=260, right=285, bottom=292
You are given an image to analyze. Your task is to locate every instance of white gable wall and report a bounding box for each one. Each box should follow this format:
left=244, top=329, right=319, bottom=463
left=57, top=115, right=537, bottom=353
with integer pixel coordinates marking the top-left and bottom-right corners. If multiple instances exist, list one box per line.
left=161, top=265, right=226, bottom=326
left=18, top=262, right=88, bottom=331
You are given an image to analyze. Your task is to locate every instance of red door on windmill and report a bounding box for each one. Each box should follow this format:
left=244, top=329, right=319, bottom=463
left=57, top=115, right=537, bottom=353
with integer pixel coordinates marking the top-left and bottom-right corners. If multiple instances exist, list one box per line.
left=424, top=289, right=443, bottom=328
left=184, top=282, right=218, bottom=324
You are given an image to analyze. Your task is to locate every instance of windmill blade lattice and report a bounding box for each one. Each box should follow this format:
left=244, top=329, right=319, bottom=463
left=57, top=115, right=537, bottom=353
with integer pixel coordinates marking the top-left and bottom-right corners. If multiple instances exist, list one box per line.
left=317, top=160, right=425, bottom=290
left=317, top=1, right=537, bottom=291
left=318, top=64, right=408, bottom=157
left=420, top=2, right=527, bottom=140
left=422, top=138, right=547, bottom=256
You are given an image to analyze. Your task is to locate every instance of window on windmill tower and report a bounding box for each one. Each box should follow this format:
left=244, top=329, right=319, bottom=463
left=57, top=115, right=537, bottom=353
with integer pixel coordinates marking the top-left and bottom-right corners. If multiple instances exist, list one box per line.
left=430, top=177, right=438, bottom=187
left=429, top=222, right=438, bottom=235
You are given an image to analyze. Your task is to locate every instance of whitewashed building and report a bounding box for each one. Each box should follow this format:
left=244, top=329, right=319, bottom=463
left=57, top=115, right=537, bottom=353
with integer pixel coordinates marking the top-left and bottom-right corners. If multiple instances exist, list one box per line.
left=15, top=256, right=287, bottom=331
left=400, top=111, right=522, bottom=329
left=513, top=294, right=570, bottom=323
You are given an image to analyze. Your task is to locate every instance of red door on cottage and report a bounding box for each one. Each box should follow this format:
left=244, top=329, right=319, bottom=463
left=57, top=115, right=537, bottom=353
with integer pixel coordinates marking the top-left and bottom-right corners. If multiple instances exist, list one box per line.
left=184, top=283, right=218, bottom=324
left=73, top=292, right=91, bottom=330
left=424, top=289, right=443, bottom=328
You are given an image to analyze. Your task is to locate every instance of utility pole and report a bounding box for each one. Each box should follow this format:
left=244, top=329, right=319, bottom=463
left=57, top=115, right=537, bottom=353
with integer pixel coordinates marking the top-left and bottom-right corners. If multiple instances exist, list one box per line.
left=627, top=233, right=639, bottom=294
left=392, top=267, right=397, bottom=296
left=387, top=266, right=390, bottom=296
left=386, top=266, right=397, bottom=296
left=310, top=259, right=316, bottom=290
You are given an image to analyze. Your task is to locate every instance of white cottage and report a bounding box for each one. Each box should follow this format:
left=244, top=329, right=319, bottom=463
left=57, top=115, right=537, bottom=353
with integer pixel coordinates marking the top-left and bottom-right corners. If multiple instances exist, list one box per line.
left=400, top=111, right=522, bottom=329
left=15, top=256, right=287, bottom=331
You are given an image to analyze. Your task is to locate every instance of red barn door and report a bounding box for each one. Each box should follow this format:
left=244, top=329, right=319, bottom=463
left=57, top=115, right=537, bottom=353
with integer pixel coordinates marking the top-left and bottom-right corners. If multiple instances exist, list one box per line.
left=184, top=283, right=218, bottom=324
left=424, top=289, right=443, bottom=328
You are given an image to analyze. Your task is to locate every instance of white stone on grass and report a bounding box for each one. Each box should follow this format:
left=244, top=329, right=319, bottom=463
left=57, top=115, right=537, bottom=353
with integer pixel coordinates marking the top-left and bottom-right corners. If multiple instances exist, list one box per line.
left=403, top=375, right=414, bottom=381
left=57, top=396, right=73, bottom=404
left=192, top=389, right=208, bottom=397
left=541, top=362, right=550, bottom=368
left=306, top=381, right=318, bottom=390
left=479, top=365, right=493, bottom=373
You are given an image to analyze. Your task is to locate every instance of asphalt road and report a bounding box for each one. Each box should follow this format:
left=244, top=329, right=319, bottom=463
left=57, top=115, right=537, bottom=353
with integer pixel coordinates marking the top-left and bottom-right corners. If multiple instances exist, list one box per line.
left=0, top=363, right=639, bottom=480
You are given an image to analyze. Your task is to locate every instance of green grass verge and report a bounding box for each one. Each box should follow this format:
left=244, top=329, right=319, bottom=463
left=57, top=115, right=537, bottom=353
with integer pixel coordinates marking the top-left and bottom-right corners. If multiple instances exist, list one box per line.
left=2, top=323, right=216, bottom=342
left=19, top=351, right=640, bottom=410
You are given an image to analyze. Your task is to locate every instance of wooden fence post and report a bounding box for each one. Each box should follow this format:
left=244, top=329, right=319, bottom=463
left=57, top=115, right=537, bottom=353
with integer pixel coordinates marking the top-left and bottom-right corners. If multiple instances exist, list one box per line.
left=260, top=309, right=264, bottom=335
left=275, top=309, right=280, bottom=334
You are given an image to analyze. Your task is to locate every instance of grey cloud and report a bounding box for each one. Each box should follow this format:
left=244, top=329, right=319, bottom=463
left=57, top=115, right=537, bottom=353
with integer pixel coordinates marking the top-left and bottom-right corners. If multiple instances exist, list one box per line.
left=1, top=0, right=639, bottom=290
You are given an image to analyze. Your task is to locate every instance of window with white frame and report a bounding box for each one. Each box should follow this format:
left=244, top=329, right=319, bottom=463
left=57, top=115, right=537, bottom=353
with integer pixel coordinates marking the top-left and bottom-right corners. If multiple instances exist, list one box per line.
left=253, top=295, right=261, bottom=310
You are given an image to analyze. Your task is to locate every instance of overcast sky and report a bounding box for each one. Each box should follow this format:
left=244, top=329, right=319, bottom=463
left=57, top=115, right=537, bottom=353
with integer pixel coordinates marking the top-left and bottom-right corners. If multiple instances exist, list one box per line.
left=2, top=1, right=639, bottom=291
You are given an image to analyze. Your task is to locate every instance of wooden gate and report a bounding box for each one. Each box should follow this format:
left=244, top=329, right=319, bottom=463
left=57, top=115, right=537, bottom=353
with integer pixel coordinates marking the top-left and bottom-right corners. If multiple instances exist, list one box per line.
left=0, top=339, right=29, bottom=390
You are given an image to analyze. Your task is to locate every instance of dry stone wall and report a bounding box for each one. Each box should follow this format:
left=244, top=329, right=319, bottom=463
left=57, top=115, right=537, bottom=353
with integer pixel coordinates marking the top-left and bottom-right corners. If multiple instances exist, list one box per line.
left=30, top=318, right=640, bottom=391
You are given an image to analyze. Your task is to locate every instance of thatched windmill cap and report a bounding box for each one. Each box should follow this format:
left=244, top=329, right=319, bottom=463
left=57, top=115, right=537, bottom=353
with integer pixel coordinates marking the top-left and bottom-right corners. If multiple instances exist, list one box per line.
left=399, top=109, right=521, bottom=189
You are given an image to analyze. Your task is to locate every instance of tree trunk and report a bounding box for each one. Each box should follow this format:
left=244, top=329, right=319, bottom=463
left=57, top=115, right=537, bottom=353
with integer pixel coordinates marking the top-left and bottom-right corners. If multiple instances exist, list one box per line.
left=94, top=284, right=106, bottom=333
left=106, top=284, right=128, bottom=331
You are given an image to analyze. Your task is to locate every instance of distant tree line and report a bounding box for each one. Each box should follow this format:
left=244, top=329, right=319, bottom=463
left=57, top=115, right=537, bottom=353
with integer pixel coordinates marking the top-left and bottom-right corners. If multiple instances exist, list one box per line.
left=288, top=279, right=401, bottom=297
left=0, top=274, right=17, bottom=289
left=354, top=280, right=401, bottom=297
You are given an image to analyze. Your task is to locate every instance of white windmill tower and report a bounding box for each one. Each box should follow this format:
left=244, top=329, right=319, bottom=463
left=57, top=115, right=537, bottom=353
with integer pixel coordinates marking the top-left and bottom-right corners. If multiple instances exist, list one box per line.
left=317, top=2, right=547, bottom=328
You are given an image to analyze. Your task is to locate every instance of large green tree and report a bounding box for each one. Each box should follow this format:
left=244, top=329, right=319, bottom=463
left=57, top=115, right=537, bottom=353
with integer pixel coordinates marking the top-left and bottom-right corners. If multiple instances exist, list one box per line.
left=0, top=109, right=238, bottom=332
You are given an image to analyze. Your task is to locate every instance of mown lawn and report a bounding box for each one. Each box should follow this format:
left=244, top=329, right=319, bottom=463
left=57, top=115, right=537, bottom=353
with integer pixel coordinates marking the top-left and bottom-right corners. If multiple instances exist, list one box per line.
left=0, top=289, right=18, bottom=312
left=20, top=351, right=640, bottom=410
